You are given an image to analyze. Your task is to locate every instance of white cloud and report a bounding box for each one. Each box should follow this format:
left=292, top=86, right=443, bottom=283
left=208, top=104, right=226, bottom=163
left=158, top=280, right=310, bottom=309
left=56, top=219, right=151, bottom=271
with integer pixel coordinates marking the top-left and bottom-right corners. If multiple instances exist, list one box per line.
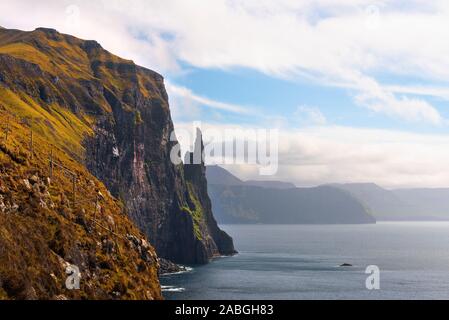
left=294, top=106, right=327, bottom=126
left=387, top=84, right=449, bottom=101
left=166, top=82, right=254, bottom=116
left=176, top=122, right=449, bottom=189
left=3, top=1, right=449, bottom=187
left=1, top=0, right=449, bottom=124
left=353, top=74, right=444, bottom=125
left=275, top=125, right=449, bottom=188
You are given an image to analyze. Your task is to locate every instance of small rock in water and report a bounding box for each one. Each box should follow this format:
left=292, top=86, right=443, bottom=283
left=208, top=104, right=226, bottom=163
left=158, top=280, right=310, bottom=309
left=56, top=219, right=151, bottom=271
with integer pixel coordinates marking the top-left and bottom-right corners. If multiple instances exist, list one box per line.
left=340, top=263, right=353, bottom=267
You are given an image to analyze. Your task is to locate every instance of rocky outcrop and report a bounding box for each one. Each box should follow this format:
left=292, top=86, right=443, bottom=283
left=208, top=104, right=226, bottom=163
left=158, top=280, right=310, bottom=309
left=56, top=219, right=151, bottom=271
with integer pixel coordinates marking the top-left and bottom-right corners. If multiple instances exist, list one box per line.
left=158, top=258, right=187, bottom=275
left=84, top=70, right=236, bottom=264
left=76, top=38, right=235, bottom=264
left=183, top=129, right=237, bottom=259
left=0, top=26, right=235, bottom=269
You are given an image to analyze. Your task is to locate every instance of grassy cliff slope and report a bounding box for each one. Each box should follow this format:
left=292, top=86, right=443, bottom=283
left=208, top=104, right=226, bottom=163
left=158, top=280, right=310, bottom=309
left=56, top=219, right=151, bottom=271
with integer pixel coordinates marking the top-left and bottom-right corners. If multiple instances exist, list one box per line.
left=0, top=27, right=162, bottom=300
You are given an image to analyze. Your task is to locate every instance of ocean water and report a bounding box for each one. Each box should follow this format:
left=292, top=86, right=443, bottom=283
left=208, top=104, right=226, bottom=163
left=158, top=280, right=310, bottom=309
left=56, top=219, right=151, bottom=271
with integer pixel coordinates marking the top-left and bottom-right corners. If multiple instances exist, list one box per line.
left=161, top=222, right=449, bottom=300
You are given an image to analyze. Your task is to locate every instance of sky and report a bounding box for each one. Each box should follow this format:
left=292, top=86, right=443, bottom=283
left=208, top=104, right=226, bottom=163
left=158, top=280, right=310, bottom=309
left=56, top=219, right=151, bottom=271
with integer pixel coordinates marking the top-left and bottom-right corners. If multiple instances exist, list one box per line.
left=2, top=0, right=449, bottom=188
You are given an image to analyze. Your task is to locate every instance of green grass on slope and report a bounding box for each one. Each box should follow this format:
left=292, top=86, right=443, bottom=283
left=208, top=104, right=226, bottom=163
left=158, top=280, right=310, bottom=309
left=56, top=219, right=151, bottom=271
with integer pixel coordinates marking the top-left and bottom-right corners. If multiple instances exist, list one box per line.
left=0, top=87, right=93, bottom=157
left=181, top=182, right=206, bottom=241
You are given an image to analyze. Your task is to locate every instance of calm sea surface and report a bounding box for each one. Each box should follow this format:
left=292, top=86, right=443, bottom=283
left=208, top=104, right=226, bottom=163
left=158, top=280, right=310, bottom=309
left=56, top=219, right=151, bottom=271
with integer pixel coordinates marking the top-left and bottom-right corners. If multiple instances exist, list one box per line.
left=161, top=222, right=449, bottom=300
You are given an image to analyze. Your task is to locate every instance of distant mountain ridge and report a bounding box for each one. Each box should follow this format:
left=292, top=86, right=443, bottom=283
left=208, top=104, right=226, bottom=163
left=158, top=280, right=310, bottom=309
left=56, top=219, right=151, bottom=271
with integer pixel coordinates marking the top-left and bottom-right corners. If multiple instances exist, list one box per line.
left=206, top=166, right=375, bottom=224
left=206, top=165, right=244, bottom=186
left=206, top=165, right=296, bottom=189
left=207, top=166, right=449, bottom=222
left=333, top=183, right=449, bottom=221
left=245, top=180, right=296, bottom=189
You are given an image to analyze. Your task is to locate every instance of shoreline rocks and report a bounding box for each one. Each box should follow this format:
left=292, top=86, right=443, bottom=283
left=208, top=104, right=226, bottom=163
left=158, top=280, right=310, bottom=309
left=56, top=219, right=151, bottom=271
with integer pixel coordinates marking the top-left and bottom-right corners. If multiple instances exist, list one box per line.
left=158, top=258, right=187, bottom=276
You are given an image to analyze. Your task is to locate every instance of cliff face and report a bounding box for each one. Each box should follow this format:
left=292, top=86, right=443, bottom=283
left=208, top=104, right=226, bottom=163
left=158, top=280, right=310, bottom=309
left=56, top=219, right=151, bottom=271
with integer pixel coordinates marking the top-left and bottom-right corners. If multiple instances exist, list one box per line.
left=0, top=27, right=236, bottom=265
left=0, top=27, right=162, bottom=299
left=0, top=26, right=233, bottom=298
left=83, top=62, right=236, bottom=265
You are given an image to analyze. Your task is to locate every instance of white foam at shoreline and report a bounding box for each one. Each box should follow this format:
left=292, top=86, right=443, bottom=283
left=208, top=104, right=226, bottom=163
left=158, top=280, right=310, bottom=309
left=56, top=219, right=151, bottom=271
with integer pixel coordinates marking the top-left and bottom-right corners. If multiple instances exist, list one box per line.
left=161, top=285, right=185, bottom=292
left=161, top=266, right=193, bottom=276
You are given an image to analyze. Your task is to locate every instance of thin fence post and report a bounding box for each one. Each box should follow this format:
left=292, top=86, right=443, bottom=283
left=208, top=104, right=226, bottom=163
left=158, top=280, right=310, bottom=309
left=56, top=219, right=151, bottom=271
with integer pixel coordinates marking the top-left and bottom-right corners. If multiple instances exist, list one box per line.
left=30, top=129, right=33, bottom=159
left=72, top=175, right=76, bottom=206
left=4, top=121, right=10, bottom=142
left=93, top=196, right=98, bottom=231
left=49, top=149, right=53, bottom=179
left=114, top=226, right=121, bottom=256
